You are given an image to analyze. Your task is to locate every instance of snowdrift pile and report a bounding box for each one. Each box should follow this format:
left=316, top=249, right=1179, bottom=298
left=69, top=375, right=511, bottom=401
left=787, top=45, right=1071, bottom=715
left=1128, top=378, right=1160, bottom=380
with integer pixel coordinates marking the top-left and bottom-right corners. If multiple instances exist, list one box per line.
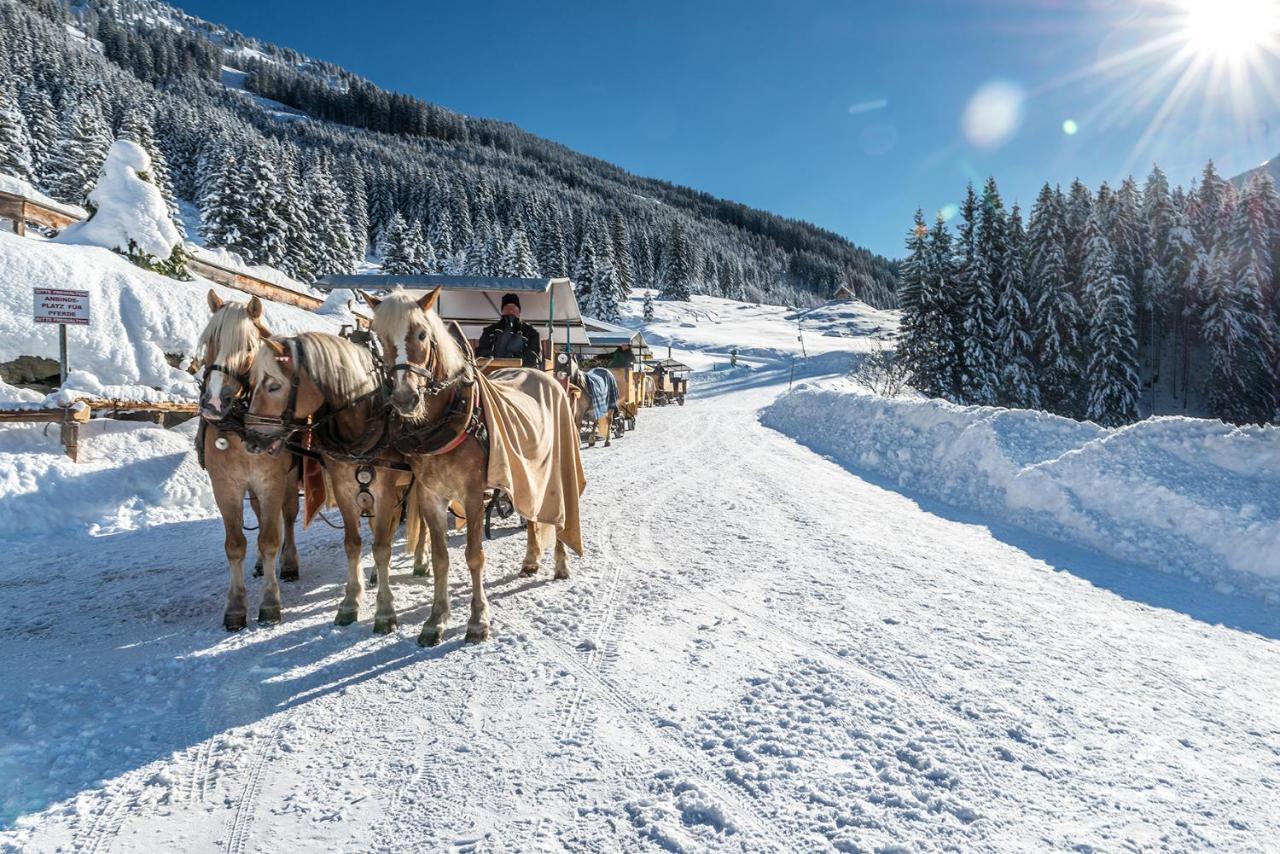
left=54, top=140, right=180, bottom=261
left=0, top=420, right=214, bottom=537
left=0, top=232, right=337, bottom=398
left=762, top=381, right=1280, bottom=600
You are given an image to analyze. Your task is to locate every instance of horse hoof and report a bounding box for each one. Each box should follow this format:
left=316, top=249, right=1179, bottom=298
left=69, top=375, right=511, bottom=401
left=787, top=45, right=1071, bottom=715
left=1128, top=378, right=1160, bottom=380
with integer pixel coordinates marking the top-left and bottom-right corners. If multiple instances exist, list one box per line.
left=554, top=567, right=570, bottom=581
left=412, top=565, right=429, bottom=577
left=224, top=612, right=247, bottom=632
left=418, top=625, right=444, bottom=647
left=281, top=567, right=300, bottom=583
left=465, top=624, right=490, bottom=644
left=519, top=564, right=538, bottom=577
left=335, top=608, right=358, bottom=626
left=258, top=605, right=281, bottom=625
left=373, top=614, right=398, bottom=635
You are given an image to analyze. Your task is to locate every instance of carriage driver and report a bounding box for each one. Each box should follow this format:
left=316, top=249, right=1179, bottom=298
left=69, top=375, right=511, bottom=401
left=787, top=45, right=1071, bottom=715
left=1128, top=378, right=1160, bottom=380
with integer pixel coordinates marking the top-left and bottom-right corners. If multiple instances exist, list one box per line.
left=475, top=293, right=543, bottom=368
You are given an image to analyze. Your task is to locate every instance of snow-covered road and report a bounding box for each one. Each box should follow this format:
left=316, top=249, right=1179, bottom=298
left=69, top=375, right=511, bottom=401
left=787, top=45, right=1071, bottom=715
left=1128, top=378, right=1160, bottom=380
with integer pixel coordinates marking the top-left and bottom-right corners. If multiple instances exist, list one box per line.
left=3, top=364, right=1279, bottom=852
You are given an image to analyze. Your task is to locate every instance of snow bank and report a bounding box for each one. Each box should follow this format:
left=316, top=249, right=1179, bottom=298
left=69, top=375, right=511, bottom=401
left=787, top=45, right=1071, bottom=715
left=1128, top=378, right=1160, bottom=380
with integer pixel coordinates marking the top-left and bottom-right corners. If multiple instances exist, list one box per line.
left=0, top=174, right=87, bottom=220
left=0, top=419, right=214, bottom=536
left=54, top=140, right=180, bottom=260
left=0, top=233, right=338, bottom=394
left=762, top=381, right=1280, bottom=601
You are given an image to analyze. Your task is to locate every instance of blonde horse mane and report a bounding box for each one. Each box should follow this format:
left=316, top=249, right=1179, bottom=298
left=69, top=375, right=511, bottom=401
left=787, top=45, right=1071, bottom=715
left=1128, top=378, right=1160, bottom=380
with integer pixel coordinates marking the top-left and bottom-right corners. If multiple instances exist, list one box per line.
left=198, top=301, right=264, bottom=375
left=372, top=289, right=468, bottom=380
left=252, top=332, right=379, bottom=406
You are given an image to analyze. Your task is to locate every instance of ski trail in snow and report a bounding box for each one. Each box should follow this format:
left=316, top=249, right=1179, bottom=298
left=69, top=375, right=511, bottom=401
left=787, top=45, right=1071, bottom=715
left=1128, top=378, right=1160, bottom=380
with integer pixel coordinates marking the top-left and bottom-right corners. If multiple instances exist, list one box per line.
left=221, top=716, right=284, bottom=854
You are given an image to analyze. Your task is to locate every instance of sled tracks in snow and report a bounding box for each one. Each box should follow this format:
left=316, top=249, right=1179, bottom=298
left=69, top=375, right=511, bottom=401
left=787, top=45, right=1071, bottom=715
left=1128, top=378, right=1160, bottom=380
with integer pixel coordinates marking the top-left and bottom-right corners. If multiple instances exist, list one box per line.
left=73, top=785, right=133, bottom=854
left=220, top=717, right=285, bottom=854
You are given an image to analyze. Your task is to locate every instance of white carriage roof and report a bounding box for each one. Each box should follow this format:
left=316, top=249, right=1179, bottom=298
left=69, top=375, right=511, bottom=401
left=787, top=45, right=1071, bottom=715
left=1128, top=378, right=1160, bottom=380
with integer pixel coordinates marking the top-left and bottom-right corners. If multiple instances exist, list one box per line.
left=581, top=316, right=650, bottom=350
left=315, top=274, right=590, bottom=346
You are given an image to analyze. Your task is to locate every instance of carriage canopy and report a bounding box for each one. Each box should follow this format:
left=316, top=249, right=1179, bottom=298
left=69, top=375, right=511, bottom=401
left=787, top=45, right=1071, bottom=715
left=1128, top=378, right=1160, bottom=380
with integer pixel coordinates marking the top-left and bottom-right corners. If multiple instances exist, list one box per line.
left=580, top=316, right=652, bottom=360
left=315, top=274, right=591, bottom=347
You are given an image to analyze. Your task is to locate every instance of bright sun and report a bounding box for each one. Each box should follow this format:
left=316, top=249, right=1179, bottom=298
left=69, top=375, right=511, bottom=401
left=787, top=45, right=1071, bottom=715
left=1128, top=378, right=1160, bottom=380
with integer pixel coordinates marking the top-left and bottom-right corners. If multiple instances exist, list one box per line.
left=1180, top=0, right=1279, bottom=57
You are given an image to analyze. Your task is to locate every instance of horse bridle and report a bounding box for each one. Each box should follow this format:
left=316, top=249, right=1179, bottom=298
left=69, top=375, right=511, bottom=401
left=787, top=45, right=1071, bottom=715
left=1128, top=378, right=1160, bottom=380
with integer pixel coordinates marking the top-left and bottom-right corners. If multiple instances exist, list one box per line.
left=243, top=338, right=308, bottom=447
left=391, top=335, right=469, bottom=398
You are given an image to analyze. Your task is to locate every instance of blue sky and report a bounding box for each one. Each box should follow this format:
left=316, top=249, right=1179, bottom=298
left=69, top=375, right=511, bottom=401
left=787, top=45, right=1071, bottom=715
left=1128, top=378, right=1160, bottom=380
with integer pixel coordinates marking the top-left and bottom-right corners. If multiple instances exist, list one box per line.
left=175, top=0, right=1280, bottom=258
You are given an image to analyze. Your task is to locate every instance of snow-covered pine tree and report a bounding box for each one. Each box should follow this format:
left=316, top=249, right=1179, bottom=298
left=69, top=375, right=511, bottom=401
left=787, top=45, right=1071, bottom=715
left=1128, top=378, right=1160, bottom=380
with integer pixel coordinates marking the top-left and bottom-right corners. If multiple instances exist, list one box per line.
left=915, top=212, right=961, bottom=400
left=895, top=209, right=932, bottom=388
left=218, top=141, right=287, bottom=267
left=501, top=226, right=540, bottom=278
left=1200, top=251, right=1251, bottom=423
left=463, top=218, right=492, bottom=276
left=1082, top=211, right=1140, bottom=426
left=1028, top=183, right=1083, bottom=414
left=18, top=86, right=58, bottom=177
left=573, top=223, right=599, bottom=305
left=304, top=158, right=355, bottom=278
left=118, top=109, right=182, bottom=236
left=1142, top=165, right=1175, bottom=378
left=956, top=182, right=998, bottom=405
left=609, top=210, right=635, bottom=297
left=406, top=222, right=436, bottom=274
left=1229, top=174, right=1279, bottom=422
left=588, top=258, right=622, bottom=322
left=1063, top=178, right=1093, bottom=305
left=661, top=220, right=692, bottom=301
left=995, top=204, right=1040, bottom=409
left=380, top=212, right=416, bottom=275
left=1194, top=160, right=1234, bottom=250
left=0, top=90, right=35, bottom=182
left=45, top=101, right=110, bottom=206
left=643, top=289, right=655, bottom=322
left=199, top=147, right=245, bottom=251
left=429, top=210, right=456, bottom=272
left=341, top=159, right=370, bottom=265
left=275, top=142, right=315, bottom=281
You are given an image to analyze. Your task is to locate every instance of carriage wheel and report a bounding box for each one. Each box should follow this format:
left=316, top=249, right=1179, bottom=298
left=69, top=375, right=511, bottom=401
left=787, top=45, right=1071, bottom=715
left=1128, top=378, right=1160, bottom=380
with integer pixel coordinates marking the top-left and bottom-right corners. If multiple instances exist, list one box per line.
left=677, top=395, right=685, bottom=406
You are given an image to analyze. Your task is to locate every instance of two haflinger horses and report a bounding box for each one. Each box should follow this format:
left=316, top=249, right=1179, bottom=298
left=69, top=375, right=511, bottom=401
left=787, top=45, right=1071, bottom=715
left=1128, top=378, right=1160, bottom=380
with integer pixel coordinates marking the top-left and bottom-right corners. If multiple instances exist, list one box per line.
left=195, top=288, right=584, bottom=645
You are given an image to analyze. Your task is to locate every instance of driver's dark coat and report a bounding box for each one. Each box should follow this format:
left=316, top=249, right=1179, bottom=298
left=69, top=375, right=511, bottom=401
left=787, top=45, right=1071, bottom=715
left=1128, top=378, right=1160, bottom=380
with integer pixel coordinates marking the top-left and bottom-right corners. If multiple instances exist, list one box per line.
left=476, top=318, right=542, bottom=367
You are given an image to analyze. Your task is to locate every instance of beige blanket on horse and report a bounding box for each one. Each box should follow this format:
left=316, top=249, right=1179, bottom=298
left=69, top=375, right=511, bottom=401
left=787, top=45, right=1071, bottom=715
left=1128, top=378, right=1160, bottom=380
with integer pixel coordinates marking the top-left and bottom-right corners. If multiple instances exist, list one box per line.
left=476, top=368, right=586, bottom=555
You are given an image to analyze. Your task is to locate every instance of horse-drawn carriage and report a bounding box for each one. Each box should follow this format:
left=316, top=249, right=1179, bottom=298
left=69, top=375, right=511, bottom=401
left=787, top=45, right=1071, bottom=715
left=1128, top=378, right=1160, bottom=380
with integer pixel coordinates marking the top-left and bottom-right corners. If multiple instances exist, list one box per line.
left=577, top=316, right=652, bottom=434
left=646, top=357, right=692, bottom=406
left=318, top=273, right=592, bottom=530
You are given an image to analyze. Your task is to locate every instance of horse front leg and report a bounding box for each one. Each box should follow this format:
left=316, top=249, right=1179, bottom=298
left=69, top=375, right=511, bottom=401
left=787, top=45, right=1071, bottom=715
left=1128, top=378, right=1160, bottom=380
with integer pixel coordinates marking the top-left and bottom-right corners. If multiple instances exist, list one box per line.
left=463, top=490, right=491, bottom=644
left=370, top=477, right=401, bottom=635
left=254, top=479, right=285, bottom=625
left=213, top=484, right=249, bottom=631
left=418, top=495, right=452, bottom=647
left=279, top=467, right=301, bottom=582
left=331, top=469, right=364, bottom=626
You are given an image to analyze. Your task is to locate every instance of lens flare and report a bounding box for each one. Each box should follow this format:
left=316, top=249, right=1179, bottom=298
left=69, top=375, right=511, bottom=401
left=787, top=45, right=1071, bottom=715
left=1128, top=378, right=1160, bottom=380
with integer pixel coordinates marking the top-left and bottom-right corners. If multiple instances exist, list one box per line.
left=1180, top=0, right=1278, bottom=58
left=961, top=80, right=1026, bottom=150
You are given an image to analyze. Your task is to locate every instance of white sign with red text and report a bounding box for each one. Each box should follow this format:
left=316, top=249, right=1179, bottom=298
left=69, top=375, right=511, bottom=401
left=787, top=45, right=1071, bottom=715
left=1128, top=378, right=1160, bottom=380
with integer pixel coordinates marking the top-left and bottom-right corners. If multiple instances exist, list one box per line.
left=34, top=288, right=90, bottom=326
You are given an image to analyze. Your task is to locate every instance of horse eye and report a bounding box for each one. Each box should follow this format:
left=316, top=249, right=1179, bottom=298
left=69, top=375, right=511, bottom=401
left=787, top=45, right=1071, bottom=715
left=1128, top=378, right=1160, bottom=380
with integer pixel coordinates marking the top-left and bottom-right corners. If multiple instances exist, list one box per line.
left=417, top=331, right=427, bottom=342
left=267, top=381, right=282, bottom=393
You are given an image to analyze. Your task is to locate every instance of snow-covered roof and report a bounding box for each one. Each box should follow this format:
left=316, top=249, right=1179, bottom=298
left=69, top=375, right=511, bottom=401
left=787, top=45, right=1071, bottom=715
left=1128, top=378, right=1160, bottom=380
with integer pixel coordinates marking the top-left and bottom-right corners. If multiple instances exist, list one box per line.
left=318, top=274, right=590, bottom=346
left=316, top=274, right=570, bottom=293
left=582, top=316, right=649, bottom=351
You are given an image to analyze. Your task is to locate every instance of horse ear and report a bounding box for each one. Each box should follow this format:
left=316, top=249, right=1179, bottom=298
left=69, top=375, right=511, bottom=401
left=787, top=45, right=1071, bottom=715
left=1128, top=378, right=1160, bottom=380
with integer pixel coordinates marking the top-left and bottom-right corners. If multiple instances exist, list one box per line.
left=359, top=290, right=381, bottom=310
left=262, top=338, right=287, bottom=356
left=417, top=287, right=441, bottom=312
left=207, top=289, right=224, bottom=313
left=253, top=319, right=272, bottom=339
left=246, top=296, right=264, bottom=320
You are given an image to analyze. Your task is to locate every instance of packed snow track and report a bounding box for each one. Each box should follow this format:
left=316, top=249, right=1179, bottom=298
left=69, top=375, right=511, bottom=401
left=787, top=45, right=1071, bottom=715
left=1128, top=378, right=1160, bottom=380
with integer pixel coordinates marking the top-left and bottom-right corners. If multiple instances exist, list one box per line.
left=2, top=365, right=1278, bottom=852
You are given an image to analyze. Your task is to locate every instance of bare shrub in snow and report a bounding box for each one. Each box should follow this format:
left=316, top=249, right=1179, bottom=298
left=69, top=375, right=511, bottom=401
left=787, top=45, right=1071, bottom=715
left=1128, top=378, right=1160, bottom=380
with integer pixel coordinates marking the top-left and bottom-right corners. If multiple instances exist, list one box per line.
left=848, top=340, right=910, bottom=397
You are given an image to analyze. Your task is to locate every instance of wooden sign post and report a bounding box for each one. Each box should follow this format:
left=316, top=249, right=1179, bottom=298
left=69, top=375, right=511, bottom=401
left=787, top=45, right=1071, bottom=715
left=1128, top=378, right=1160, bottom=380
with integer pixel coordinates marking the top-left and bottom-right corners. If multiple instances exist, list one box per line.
left=33, top=287, right=90, bottom=386
left=33, top=288, right=91, bottom=460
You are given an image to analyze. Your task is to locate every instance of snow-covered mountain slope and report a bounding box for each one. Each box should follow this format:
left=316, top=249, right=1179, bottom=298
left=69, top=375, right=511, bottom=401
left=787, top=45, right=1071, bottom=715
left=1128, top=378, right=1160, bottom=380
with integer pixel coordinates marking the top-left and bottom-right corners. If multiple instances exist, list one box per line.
left=1, top=323, right=1277, bottom=851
